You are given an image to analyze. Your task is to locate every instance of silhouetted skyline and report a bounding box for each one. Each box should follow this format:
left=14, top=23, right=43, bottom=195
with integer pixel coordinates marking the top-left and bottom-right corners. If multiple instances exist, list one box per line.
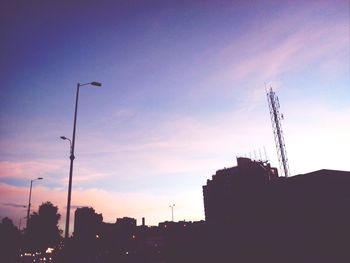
left=1, top=0, right=349, bottom=230
left=1, top=157, right=350, bottom=262
left=58, top=164, right=350, bottom=261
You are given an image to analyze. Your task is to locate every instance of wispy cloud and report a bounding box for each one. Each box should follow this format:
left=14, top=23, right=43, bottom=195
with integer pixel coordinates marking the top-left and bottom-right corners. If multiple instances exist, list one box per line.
left=1, top=202, right=27, bottom=208
left=0, top=160, right=65, bottom=180
left=200, top=5, right=348, bottom=92
left=0, top=159, right=112, bottom=190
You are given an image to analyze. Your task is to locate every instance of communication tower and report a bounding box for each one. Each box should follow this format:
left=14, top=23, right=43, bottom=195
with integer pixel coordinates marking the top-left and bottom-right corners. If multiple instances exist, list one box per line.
left=267, top=87, right=290, bottom=177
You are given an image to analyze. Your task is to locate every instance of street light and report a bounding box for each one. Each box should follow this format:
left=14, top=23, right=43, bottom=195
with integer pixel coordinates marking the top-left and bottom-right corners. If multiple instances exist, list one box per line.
left=169, top=204, right=175, bottom=222
left=60, top=136, right=70, bottom=141
left=26, top=177, right=43, bottom=229
left=62, top=81, right=102, bottom=240
left=60, top=136, right=72, bottom=153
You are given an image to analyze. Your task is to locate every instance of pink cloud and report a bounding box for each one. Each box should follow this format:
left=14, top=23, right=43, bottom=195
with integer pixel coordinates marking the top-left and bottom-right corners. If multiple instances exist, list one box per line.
left=231, top=23, right=345, bottom=82
left=0, top=159, right=112, bottom=188
left=0, top=160, right=65, bottom=180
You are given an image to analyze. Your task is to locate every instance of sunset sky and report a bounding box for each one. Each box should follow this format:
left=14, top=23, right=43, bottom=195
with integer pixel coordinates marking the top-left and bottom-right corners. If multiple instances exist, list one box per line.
left=1, top=0, right=349, bottom=232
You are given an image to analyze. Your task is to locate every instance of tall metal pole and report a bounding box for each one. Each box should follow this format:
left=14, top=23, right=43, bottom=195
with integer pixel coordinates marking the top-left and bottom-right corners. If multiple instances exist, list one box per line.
left=64, top=83, right=80, bottom=239
left=169, top=204, right=175, bottom=222
left=172, top=207, right=174, bottom=222
left=26, top=178, right=42, bottom=229
left=26, top=180, right=33, bottom=229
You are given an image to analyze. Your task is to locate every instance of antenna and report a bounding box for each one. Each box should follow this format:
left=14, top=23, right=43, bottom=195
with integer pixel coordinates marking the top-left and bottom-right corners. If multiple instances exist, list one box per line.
left=263, top=146, right=268, bottom=161
left=259, top=148, right=262, bottom=161
left=266, top=86, right=290, bottom=177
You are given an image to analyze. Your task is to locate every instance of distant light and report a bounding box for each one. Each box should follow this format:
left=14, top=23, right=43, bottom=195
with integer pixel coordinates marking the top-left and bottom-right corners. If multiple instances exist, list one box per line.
left=125, top=251, right=129, bottom=255
left=96, top=234, right=100, bottom=239
left=132, top=235, right=136, bottom=239
left=46, top=247, right=54, bottom=254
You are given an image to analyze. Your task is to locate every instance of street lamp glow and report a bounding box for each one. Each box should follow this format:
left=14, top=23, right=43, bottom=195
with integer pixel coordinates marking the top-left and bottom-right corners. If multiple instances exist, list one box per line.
left=62, top=81, right=102, bottom=240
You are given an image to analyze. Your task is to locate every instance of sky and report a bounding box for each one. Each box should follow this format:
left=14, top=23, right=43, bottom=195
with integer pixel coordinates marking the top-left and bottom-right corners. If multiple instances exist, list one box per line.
left=0, top=0, right=349, bottom=232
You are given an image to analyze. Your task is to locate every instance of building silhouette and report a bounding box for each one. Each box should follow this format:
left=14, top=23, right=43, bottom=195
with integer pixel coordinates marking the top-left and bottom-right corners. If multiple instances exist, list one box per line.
left=202, top=157, right=350, bottom=262
left=73, top=207, right=103, bottom=240
left=203, top=157, right=278, bottom=224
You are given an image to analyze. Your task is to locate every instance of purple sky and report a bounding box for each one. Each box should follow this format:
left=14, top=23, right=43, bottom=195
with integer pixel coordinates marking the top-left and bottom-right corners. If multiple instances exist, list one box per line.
left=1, top=0, right=349, bottom=232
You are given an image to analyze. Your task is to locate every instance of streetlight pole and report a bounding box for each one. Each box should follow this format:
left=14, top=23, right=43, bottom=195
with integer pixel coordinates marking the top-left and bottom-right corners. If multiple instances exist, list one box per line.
left=169, top=204, right=175, bottom=222
left=26, top=177, right=43, bottom=229
left=62, top=81, right=102, bottom=240
left=19, top=216, right=26, bottom=231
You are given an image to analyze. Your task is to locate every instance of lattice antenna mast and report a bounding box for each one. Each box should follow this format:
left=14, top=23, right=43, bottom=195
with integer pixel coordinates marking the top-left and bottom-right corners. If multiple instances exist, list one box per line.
left=267, top=87, right=290, bottom=177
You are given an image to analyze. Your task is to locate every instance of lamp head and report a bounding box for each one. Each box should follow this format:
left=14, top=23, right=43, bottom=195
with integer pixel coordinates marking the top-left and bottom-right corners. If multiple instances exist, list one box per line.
left=60, top=136, right=67, bottom=140
left=91, top=81, right=102, bottom=87
left=37, top=177, right=43, bottom=180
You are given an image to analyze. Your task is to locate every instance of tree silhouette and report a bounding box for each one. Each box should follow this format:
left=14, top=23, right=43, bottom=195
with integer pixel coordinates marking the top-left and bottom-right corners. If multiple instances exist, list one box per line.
left=26, top=201, right=62, bottom=250
left=0, top=217, right=21, bottom=261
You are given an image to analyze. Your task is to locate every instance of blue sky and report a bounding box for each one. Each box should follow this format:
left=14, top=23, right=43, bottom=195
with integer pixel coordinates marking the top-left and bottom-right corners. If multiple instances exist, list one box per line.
left=0, top=0, right=349, bottom=231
